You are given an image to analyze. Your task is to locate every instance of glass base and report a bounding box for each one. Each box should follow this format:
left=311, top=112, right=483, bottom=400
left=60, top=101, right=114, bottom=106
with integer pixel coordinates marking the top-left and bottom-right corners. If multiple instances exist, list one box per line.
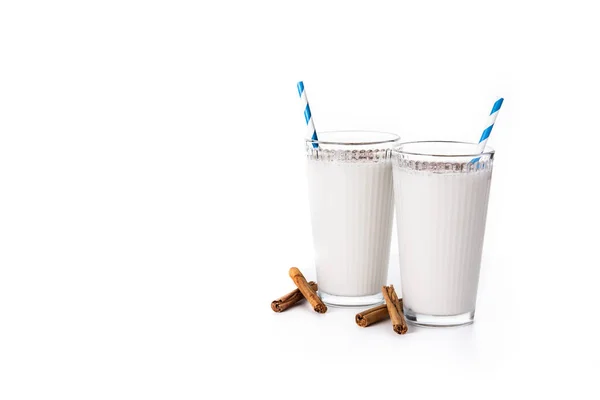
left=319, top=291, right=384, bottom=307
left=405, top=308, right=475, bottom=327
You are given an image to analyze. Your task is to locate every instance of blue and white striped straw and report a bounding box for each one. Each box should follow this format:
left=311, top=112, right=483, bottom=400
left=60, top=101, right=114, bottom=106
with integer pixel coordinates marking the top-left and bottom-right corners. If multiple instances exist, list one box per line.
left=472, top=98, right=504, bottom=162
left=297, top=81, right=318, bottom=148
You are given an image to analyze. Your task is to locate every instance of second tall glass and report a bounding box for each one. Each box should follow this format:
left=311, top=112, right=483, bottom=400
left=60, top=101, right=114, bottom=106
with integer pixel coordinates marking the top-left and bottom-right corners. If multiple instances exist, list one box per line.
left=306, top=131, right=400, bottom=307
left=392, top=141, right=495, bottom=326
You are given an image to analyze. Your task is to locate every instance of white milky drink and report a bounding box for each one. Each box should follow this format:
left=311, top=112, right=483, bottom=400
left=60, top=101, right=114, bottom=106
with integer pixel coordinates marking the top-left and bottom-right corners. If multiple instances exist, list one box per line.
left=306, top=131, right=400, bottom=307
left=392, top=141, right=495, bottom=326
left=308, top=161, right=394, bottom=296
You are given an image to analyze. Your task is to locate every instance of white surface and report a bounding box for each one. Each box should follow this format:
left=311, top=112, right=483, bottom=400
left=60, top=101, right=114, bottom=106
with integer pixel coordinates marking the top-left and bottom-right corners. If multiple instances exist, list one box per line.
left=0, top=1, right=599, bottom=399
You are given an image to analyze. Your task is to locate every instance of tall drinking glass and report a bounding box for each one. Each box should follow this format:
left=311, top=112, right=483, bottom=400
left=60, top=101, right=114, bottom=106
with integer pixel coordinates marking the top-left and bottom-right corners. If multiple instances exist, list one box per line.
left=306, top=131, right=400, bottom=307
left=392, top=141, right=495, bottom=326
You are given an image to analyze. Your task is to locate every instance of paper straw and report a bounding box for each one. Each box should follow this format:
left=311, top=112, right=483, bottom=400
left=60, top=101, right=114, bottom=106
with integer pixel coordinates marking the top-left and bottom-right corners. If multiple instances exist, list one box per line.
left=297, top=81, right=318, bottom=148
left=472, top=98, right=504, bottom=162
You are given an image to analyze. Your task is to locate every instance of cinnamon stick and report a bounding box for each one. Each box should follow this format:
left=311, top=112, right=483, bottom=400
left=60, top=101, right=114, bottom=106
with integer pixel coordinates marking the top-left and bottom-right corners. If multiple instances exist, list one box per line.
left=355, top=304, right=389, bottom=327
left=289, top=267, right=327, bottom=313
left=382, top=285, right=408, bottom=334
left=271, top=281, right=318, bottom=312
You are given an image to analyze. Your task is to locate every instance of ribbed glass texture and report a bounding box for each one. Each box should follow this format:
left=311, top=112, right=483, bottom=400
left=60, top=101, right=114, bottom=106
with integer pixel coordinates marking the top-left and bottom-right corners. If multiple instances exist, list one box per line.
left=306, top=131, right=400, bottom=306
left=392, top=141, right=494, bottom=319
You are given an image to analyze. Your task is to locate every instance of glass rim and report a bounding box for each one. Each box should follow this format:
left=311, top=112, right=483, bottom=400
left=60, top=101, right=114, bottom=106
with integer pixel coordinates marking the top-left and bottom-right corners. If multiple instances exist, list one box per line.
left=393, top=140, right=495, bottom=157
left=305, top=130, right=401, bottom=146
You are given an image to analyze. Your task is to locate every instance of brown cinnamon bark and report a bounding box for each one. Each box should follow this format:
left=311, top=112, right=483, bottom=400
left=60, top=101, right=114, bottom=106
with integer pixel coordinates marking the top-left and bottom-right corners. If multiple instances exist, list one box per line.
left=289, top=267, right=327, bottom=313
left=355, top=304, right=389, bottom=327
left=271, top=281, right=318, bottom=312
left=382, top=285, right=408, bottom=334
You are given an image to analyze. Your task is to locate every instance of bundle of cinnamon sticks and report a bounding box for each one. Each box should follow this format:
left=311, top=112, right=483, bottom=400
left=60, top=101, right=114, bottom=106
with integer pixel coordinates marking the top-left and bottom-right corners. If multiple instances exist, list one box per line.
left=271, top=267, right=327, bottom=313
left=271, top=268, right=407, bottom=335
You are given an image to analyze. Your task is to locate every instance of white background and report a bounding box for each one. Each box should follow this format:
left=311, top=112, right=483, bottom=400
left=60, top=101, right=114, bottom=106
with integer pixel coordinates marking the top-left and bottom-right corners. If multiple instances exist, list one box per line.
left=1, top=1, right=599, bottom=399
